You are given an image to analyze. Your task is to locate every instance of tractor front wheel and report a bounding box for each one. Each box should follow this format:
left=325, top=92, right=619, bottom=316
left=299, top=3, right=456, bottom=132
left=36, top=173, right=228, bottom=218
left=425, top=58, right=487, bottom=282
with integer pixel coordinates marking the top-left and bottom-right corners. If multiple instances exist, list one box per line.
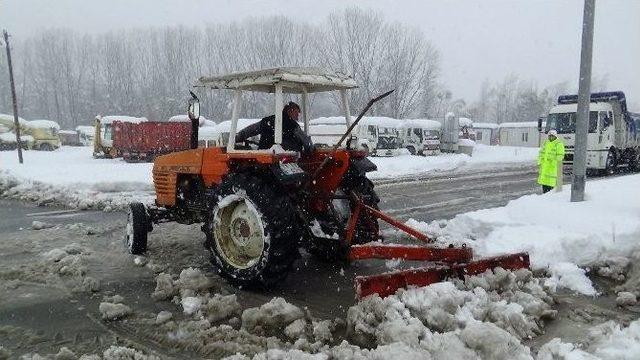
left=205, top=174, right=301, bottom=287
left=124, top=202, right=149, bottom=255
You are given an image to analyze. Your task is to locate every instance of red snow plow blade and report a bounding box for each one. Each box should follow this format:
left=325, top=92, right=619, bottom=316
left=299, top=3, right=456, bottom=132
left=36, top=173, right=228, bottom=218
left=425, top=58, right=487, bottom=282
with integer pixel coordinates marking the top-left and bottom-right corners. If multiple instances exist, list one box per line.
left=354, top=252, right=530, bottom=299
left=346, top=194, right=530, bottom=299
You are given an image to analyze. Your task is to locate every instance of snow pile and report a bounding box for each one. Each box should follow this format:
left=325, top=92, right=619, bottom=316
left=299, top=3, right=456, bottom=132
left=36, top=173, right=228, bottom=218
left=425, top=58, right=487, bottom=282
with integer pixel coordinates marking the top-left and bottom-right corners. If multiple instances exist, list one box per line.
left=405, top=174, right=640, bottom=295
left=368, top=144, right=536, bottom=179
left=0, top=147, right=154, bottom=210
left=346, top=268, right=552, bottom=349
left=99, top=302, right=132, bottom=320
left=221, top=268, right=552, bottom=359
left=39, top=244, right=100, bottom=293
left=16, top=345, right=159, bottom=359
left=241, top=297, right=305, bottom=336
left=538, top=319, right=640, bottom=359
left=544, top=262, right=597, bottom=296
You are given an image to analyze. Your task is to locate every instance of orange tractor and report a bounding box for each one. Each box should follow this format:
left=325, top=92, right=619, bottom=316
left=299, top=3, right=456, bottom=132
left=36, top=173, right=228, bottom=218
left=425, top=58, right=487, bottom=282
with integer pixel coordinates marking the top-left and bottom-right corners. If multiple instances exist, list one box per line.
left=125, top=68, right=529, bottom=298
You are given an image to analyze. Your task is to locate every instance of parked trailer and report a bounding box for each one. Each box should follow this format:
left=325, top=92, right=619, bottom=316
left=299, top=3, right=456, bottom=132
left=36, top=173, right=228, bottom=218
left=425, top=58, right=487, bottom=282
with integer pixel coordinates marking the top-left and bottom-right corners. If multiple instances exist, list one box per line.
left=75, top=126, right=95, bottom=146
left=59, top=130, right=83, bottom=146
left=94, top=115, right=147, bottom=158
left=547, top=91, right=639, bottom=174
left=498, top=121, right=544, bottom=147
left=399, top=119, right=442, bottom=155
left=473, top=122, right=499, bottom=145
left=113, top=121, right=192, bottom=162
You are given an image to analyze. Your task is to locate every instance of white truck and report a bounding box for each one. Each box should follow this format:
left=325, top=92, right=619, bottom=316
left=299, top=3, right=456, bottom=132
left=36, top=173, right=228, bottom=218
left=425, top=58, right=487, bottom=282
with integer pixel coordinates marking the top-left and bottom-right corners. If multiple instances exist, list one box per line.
left=400, top=119, right=442, bottom=155
left=546, top=91, right=640, bottom=174
left=309, top=116, right=400, bottom=156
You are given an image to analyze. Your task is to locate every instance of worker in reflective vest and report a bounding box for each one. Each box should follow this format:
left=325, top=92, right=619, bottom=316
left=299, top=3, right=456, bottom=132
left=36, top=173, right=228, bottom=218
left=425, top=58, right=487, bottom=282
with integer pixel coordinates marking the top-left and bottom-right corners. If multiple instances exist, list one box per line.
left=537, top=129, right=565, bottom=193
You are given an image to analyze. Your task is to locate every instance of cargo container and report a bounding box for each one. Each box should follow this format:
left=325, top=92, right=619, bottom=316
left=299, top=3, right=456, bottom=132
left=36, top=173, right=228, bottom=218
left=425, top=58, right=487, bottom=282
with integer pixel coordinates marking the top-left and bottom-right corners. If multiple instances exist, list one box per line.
left=113, top=121, right=192, bottom=162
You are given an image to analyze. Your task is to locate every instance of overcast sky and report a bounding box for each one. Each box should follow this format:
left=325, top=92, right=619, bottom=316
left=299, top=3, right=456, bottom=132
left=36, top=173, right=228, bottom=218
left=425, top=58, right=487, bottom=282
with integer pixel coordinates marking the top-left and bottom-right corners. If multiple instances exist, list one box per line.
left=2, top=0, right=639, bottom=109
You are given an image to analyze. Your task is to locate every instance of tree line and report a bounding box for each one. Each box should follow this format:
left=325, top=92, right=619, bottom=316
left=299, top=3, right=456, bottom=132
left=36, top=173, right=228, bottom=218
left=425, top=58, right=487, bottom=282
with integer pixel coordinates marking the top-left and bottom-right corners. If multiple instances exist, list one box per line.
left=0, top=7, right=609, bottom=130
left=0, top=8, right=442, bottom=129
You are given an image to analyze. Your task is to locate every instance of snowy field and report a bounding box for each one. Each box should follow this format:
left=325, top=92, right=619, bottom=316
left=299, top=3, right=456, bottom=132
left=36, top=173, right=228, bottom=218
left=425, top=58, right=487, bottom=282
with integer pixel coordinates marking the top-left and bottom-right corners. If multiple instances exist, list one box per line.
left=0, top=145, right=536, bottom=210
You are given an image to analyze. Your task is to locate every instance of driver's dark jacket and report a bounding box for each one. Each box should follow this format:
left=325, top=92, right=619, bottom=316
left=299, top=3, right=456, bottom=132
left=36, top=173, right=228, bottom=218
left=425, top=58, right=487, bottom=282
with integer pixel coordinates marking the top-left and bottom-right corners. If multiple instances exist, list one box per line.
left=236, top=112, right=313, bottom=153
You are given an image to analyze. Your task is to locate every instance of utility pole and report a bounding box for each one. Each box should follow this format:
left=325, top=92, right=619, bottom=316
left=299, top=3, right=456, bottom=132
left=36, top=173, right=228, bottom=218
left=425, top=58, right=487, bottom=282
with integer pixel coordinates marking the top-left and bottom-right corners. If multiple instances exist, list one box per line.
left=571, top=0, right=595, bottom=202
left=3, top=29, right=23, bottom=164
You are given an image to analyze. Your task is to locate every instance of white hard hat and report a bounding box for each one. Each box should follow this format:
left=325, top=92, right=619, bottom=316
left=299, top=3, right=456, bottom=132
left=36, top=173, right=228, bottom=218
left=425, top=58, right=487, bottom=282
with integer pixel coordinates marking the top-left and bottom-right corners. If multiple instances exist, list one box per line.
left=548, top=129, right=558, bottom=136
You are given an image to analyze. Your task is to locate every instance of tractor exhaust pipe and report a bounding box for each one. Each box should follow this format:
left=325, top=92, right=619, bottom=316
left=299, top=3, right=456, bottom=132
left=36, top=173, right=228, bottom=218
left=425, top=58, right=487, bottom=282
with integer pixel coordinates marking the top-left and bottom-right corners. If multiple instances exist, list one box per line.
left=188, top=91, right=200, bottom=149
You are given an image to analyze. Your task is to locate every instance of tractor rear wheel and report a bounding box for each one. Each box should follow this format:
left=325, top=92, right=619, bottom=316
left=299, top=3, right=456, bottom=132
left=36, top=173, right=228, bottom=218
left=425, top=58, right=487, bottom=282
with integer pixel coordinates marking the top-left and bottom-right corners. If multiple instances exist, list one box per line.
left=205, top=173, right=301, bottom=287
left=308, top=176, right=380, bottom=262
left=348, top=177, right=380, bottom=244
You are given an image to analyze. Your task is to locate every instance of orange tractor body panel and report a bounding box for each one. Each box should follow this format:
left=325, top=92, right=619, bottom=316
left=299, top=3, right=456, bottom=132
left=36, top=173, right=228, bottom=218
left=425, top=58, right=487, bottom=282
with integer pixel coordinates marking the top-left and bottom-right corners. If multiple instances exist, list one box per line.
left=152, top=146, right=357, bottom=208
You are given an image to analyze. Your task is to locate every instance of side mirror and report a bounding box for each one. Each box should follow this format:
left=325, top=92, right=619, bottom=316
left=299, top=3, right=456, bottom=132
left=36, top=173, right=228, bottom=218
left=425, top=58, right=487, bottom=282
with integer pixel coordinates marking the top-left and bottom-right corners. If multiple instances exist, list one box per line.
left=188, top=91, right=200, bottom=121
left=537, top=118, right=543, bottom=132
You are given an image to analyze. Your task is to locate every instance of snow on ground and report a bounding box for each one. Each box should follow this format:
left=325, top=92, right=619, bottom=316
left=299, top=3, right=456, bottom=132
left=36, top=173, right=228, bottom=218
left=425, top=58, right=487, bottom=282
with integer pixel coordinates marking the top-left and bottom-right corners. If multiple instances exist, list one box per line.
left=368, top=144, right=536, bottom=179
left=0, top=146, right=154, bottom=210
left=0, top=145, right=535, bottom=210
left=402, top=174, right=640, bottom=296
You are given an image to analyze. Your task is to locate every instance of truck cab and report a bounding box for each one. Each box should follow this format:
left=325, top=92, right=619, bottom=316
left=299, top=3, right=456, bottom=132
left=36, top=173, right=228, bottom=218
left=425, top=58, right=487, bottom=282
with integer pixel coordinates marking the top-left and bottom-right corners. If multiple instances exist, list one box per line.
left=546, top=91, right=639, bottom=174
left=400, top=119, right=442, bottom=155
left=309, top=117, right=379, bottom=154
left=374, top=123, right=400, bottom=156
left=24, top=120, right=61, bottom=151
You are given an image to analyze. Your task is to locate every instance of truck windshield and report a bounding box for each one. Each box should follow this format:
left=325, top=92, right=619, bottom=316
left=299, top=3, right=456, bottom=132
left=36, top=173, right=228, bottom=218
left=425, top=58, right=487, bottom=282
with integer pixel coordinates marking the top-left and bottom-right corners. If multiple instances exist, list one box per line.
left=379, top=127, right=397, bottom=136
left=546, top=111, right=598, bottom=134
left=103, top=124, right=113, bottom=140
left=423, top=130, right=439, bottom=139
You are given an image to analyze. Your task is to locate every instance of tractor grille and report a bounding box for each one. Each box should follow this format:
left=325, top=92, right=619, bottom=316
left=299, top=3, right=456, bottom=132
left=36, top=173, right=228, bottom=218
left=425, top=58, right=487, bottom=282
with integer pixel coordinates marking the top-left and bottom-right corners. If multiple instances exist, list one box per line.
left=153, top=171, right=175, bottom=197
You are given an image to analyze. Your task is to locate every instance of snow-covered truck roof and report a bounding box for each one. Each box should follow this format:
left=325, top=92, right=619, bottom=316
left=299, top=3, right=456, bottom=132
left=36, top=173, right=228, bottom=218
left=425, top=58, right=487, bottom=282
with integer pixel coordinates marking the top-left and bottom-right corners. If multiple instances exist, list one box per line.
left=168, top=114, right=215, bottom=127
left=459, top=117, right=474, bottom=127
left=59, top=130, right=77, bottom=135
left=27, top=119, right=60, bottom=130
left=473, top=122, right=499, bottom=129
left=0, top=132, right=34, bottom=142
left=215, top=119, right=261, bottom=132
left=311, top=116, right=400, bottom=128
left=499, top=121, right=543, bottom=128
left=75, top=125, right=94, bottom=135
left=549, top=102, right=613, bottom=113
left=0, top=113, right=29, bottom=127
left=99, top=115, right=148, bottom=125
left=198, top=126, right=220, bottom=140
left=401, top=119, right=442, bottom=130
left=195, top=67, right=357, bottom=93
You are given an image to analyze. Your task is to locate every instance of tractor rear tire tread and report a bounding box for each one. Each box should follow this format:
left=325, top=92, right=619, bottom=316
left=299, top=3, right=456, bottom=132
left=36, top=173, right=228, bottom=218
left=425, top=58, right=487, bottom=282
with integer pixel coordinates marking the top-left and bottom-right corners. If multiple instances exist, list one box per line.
left=205, top=173, right=301, bottom=288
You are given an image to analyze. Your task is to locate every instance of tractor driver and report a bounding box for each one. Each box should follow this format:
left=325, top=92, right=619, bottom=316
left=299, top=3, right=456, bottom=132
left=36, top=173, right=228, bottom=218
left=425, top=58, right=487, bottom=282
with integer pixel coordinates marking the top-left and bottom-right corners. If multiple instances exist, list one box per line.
left=235, top=101, right=313, bottom=154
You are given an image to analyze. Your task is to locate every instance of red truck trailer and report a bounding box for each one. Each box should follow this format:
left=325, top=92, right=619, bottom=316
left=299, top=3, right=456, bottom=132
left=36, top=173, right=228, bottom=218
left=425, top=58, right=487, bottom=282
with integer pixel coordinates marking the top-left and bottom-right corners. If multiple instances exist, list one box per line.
left=113, top=121, right=192, bottom=162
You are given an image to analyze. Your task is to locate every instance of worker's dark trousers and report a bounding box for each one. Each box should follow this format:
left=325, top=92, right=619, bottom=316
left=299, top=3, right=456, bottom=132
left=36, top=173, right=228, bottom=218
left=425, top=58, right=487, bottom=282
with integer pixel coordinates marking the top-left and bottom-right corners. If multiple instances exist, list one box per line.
left=542, top=185, right=553, bottom=193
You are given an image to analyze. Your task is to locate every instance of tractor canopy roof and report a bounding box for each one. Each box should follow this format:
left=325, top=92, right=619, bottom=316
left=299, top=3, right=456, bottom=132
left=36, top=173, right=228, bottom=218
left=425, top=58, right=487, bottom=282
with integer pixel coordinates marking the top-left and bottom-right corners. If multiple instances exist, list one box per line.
left=195, top=67, right=357, bottom=93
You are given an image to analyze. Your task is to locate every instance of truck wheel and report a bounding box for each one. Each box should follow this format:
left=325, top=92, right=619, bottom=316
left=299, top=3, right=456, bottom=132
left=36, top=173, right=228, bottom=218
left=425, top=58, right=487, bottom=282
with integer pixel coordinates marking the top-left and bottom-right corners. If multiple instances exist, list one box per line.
left=205, top=173, right=301, bottom=287
left=406, top=146, right=416, bottom=155
left=39, top=143, right=53, bottom=151
left=125, top=202, right=149, bottom=255
left=603, top=149, right=616, bottom=176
